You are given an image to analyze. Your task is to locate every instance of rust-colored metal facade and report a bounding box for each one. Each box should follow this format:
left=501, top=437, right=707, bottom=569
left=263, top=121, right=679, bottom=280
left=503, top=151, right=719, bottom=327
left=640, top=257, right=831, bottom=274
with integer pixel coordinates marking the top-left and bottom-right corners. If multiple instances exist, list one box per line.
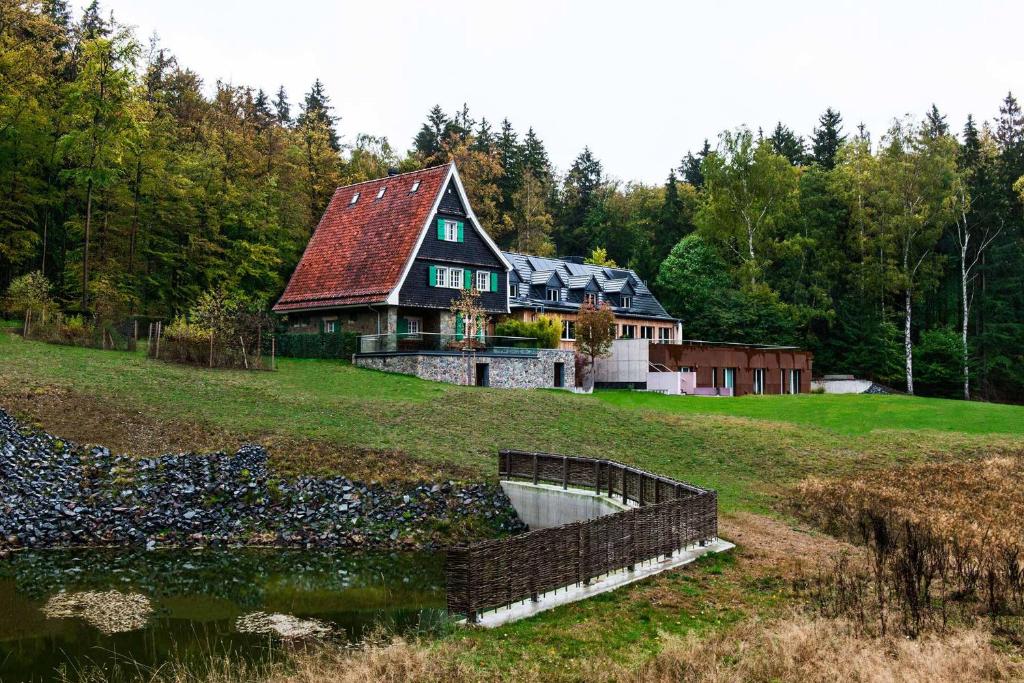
left=649, top=343, right=813, bottom=395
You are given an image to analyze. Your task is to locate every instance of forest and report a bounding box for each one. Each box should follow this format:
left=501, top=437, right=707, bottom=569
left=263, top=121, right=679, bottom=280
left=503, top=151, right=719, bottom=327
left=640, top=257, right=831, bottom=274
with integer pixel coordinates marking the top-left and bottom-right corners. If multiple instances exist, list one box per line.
left=1, top=1, right=1023, bottom=402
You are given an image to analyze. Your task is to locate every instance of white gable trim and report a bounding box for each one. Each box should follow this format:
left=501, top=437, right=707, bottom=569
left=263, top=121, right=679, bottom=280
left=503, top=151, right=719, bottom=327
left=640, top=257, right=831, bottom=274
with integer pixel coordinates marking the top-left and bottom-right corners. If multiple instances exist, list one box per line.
left=387, top=162, right=512, bottom=313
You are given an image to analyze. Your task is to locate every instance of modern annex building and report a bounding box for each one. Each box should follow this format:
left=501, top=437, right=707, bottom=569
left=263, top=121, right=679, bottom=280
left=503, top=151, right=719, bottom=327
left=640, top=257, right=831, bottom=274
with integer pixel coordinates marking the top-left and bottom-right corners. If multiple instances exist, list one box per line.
left=274, top=163, right=812, bottom=393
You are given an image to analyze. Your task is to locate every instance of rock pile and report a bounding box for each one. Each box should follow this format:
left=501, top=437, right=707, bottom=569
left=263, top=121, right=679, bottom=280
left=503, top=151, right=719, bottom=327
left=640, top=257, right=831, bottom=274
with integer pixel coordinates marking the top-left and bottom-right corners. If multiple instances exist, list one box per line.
left=0, top=409, right=524, bottom=551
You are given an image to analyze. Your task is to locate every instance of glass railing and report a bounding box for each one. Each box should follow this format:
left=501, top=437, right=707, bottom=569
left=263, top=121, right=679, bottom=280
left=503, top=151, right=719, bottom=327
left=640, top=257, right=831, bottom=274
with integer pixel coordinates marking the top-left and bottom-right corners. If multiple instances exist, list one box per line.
left=357, top=332, right=540, bottom=356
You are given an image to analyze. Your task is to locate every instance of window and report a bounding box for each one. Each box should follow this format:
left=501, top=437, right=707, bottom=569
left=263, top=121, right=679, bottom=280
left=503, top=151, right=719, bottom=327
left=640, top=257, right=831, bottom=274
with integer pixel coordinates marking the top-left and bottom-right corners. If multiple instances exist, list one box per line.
left=509, top=283, right=519, bottom=298
left=620, top=324, right=636, bottom=339
left=444, top=220, right=460, bottom=242
left=433, top=266, right=465, bottom=290
left=723, top=368, right=735, bottom=390
left=411, top=180, right=420, bottom=192
left=546, top=288, right=560, bottom=302
left=561, top=320, right=576, bottom=340
left=753, top=368, right=765, bottom=395
left=658, top=327, right=671, bottom=342
left=584, top=292, right=597, bottom=306
left=476, top=270, right=490, bottom=292
left=406, top=317, right=421, bottom=336
left=620, top=295, right=632, bottom=308
left=349, top=192, right=359, bottom=205
left=324, top=320, right=337, bottom=333
left=448, top=267, right=464, bottom=289
left=789, top=369, right=801, bottom=394
left=376, top=186, right=386, bottom=199
left=640, top=326, right=654, bottom=339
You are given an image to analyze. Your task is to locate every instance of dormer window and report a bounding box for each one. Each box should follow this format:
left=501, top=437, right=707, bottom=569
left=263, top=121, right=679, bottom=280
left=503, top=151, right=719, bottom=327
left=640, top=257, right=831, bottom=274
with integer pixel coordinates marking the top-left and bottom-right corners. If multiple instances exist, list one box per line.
left=621, top=295, right=632, bottom=308
left=584, top=292, right=597, bottom=306
left=411, top=180, right=420, bottom=193
left=350, top=192, right=360, bottom=205
left=444, top=220, right=459, bottom=242
left=509, top=284, right=519, bottom=298
left=546, top=288, right=560, bottom=302
left=376, top=186, right=386, bottom=199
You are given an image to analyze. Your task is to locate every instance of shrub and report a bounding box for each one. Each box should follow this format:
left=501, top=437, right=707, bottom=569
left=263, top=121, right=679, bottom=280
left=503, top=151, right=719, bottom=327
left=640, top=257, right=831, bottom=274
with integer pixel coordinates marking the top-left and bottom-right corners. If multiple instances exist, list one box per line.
left=495, top=315, right=559, bottom=348
left=2, top=271, right=56, bottom=319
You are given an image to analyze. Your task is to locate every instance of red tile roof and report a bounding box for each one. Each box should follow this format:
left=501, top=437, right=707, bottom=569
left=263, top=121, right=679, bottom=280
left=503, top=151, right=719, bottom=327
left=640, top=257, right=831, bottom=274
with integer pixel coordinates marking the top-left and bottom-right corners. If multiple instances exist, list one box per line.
left=273, top=164, right=452, bottom=313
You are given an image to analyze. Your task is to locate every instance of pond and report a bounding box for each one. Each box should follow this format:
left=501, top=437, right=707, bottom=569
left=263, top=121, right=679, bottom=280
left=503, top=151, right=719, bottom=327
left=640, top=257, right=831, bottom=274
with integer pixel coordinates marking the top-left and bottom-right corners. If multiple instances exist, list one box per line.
left=0, top=548, right=446, bottom=682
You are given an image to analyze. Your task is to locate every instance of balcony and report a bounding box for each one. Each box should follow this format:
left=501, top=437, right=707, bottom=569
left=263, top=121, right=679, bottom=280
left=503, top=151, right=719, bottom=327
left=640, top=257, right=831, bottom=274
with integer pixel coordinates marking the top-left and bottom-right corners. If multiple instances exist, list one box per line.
left=357, top=332, right=540, bottom=357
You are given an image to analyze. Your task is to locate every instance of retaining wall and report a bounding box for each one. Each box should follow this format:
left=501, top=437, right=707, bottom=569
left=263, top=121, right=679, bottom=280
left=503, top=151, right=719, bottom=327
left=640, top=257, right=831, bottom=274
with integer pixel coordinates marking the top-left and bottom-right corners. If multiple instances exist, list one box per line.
left=355, top=349, right=575, bottom=389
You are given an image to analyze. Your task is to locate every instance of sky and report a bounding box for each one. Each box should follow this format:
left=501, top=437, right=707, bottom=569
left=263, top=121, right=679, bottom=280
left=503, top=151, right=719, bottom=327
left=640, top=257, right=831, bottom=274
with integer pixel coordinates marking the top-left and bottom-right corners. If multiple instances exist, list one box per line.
left=99, top=0, right=1023, bottom=185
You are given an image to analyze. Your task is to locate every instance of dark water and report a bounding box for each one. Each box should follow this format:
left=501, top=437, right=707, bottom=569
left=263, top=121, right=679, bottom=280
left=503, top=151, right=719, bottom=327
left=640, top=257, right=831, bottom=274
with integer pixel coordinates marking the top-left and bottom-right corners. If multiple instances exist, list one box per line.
left=0, top=548, right=446, bottom=682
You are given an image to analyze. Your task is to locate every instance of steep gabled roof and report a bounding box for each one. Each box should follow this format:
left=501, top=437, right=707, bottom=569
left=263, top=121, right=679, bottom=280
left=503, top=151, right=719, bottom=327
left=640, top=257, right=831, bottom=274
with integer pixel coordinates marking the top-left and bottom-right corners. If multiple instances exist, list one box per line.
left=274, top=165, right=451, bottom=313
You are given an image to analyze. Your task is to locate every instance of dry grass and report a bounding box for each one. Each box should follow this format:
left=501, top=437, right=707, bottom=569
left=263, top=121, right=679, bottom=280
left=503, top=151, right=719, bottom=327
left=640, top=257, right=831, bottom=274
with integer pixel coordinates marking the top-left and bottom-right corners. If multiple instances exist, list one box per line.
left=794, top=456, right=1024, bottom=634
left=0, top=384, right=474, bottom=482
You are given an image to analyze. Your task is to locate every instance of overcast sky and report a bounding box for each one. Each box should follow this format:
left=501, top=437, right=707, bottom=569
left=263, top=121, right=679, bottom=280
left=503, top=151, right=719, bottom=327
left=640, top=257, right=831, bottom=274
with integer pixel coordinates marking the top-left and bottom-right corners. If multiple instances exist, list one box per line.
left=100, top=0, right=1023, bottom=184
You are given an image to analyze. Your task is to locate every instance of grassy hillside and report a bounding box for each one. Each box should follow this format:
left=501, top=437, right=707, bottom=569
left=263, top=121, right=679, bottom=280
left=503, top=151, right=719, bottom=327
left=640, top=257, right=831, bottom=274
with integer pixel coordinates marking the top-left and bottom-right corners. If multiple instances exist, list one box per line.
left=3, top=332, right=1024, bottom=680
left=2, top=331, right=1023, bottom=513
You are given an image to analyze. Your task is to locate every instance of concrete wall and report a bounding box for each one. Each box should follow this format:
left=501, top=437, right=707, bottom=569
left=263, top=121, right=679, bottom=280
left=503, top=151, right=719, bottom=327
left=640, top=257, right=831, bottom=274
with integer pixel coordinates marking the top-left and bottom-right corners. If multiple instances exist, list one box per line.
left=594, top=339, right=650, bottom=386
left=500, top=480, right=630, bottom=529
left=355, top=348, right=576, bottom=390
left=811, top=378, right=873, bottom=394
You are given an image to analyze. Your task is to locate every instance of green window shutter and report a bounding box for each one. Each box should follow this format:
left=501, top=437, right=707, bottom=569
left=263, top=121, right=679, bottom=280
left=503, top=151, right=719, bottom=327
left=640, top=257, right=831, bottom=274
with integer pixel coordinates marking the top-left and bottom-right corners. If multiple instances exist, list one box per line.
left=464, top=269, right=472, bottom=289
left=397, top=317, right=409, bottom=335
left=428, top=265, right=437, bottom=286
left=455, top=314, right=464, bottom=340
left=437, top=218, right=445, bottom=240
left=457, top=221, right=464, bottom=242
left=490, top=272, right=498, bottom=293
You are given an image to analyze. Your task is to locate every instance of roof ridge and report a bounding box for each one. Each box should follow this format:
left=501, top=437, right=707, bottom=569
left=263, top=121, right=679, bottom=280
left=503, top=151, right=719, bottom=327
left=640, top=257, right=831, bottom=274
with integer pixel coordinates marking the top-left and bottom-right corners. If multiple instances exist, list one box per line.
left=330, top=163, right=451, bottom=193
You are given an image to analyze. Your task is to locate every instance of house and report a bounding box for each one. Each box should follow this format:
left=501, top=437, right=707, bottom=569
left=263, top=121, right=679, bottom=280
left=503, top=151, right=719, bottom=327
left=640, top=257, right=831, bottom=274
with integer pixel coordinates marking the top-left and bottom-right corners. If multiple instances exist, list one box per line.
left=595, top=339, right=813, bottom=395
left=273, top=163, right=574, bottom=389
left=503, top=252, right=681, bottom=350
left=274, top=162, right=810, bottom=393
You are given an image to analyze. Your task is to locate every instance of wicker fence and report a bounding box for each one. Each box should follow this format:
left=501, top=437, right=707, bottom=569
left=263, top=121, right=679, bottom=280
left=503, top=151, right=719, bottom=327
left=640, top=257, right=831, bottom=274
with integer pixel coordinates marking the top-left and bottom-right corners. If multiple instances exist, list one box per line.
left=446, top=450, right=718, bottom=622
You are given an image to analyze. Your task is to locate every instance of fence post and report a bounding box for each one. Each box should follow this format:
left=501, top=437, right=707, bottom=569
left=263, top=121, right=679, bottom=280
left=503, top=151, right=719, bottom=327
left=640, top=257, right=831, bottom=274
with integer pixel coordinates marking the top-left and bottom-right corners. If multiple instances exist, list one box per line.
left=209, top=332, right=214, bottom=368
left=271, top=335, right=276, bottom=371
left=622, top=468, right=629, bottom=505
left=147, top=322, right=152, bottom=348
left=532, top=453, right=539, bottom=485
left=628, top=512, right=636, bottom=572
left=154, top=322, right=161, bottom=359
left=579, top=522, right=590, bottom=586
left=593, top=461, right=601, bottom=495
left=562, top=456, right=568, bottom=490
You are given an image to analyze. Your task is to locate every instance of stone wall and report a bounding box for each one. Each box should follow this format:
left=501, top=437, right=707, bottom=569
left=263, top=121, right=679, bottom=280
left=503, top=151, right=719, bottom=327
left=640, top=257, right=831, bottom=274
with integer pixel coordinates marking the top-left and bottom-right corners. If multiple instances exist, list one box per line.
left=355, top=349, right=576, bottom=390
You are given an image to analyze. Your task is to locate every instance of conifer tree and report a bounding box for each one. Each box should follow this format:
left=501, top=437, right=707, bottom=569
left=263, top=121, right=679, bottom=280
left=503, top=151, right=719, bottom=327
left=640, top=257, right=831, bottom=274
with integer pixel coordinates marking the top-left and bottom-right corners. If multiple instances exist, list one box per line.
left=811, top=107, right=846, bottom=169
left=412, top=105, right=450, bottom=161
left=297, top=79, right=339, bottom=151
left=769, top=122, right=807, bottom=165
left=680, top=139, right=710, bottom=187
left=273, top=86, right=290, bottom=125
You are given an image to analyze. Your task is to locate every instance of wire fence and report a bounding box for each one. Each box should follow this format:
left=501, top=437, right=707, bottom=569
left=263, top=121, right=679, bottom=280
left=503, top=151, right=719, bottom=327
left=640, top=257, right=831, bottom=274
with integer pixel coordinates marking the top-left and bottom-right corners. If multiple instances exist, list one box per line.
left=21, top=310, right=137, bottom=352
left=446, top=450, right=718, bottom=622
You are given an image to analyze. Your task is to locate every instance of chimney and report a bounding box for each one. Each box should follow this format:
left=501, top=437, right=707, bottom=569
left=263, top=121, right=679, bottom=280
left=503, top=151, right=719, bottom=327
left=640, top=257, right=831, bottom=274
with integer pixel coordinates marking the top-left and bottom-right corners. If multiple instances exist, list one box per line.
left=387, top=167, right=400, bottom=177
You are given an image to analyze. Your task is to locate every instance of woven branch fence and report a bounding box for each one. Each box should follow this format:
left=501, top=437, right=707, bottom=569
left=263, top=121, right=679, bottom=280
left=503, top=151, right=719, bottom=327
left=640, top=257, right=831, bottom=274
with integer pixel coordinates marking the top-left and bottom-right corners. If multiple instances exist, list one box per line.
left=446, top=450, right=718, bottom=622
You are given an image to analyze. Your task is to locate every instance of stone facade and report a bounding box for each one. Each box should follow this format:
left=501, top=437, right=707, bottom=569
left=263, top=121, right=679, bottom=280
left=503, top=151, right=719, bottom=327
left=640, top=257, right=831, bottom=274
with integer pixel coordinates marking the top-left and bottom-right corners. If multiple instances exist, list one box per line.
left=355, top=349, right=576, bottom=390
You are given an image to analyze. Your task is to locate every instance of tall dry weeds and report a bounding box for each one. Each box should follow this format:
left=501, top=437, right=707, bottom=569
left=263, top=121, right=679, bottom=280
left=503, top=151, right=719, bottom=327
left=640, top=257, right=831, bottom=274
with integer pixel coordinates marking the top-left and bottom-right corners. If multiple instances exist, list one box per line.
left=794, top=456, right=1024, bottom=635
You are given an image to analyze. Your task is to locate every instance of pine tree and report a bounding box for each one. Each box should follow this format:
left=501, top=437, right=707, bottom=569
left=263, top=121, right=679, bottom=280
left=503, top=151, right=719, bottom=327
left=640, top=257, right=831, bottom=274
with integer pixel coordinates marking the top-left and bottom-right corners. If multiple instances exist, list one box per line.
left=557, top=147, right=604, bottom=255
left=521, top=127, right=551, bottom=182
left=297, top=79, right=339, bottom=152
left=923, top=103, right=950, bottom=139
left=811, top=107, right=846, bottom=169
left=79, top=0, right=110, bottom=40
left=273, top=86, right=290, bottom=125
left=412, top=105, right=450, bottom=161
left=769, top=122, right=807, bottom=165
left=655, top=169, right=689, bottom=264
left=680, top=139, right=710, bottom=187
left=472, top=117, right=494, bottom=154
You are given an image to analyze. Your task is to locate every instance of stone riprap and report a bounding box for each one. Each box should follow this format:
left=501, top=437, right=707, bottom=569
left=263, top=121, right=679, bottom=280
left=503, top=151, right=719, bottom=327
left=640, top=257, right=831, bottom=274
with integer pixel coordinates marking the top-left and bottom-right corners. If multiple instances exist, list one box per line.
left=0, top=409, right=524, bottom=552
left=355, top=348, right=576, bottom=389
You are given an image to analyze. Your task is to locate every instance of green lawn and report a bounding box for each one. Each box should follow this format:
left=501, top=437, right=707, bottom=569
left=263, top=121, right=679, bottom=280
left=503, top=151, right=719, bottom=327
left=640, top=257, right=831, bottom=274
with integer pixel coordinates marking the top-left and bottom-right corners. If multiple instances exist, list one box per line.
left=2, top=331, right=1023, bottom=514
left=596, top=389, right=1024, bottom=436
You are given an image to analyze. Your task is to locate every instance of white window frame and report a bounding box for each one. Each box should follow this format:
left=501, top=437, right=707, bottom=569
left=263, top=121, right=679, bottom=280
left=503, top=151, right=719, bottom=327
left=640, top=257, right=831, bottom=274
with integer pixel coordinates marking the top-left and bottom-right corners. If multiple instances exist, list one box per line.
left=376, top=186, right=386, bottom=199
left=753, top=368, right=765, bottom=395
left=657, top=327, right=671, bottom=342
left=476, top=270, right=490, bottom=292
left=324, top=320, right=337, bottom=333
left=509, top=283, right=519, bottom=298
left=349, top=192, right=360, bottom=205
left=546, top=288, right=559, bottom=302
left=447, top=267, right=464, bottom=289
left=620, top=324, right=636, bottom=339
left=584, top=292, right=597, bottom=306
left=411, top=180, right=420, bottom=192
left=443, top=219, right=460, bottom=242
left=640, top=326, right=654, bottom=339
left=406, top=317, right=422, bottom=337
left=561, top=320, right=576, bottom=340
left=620, top=295, right=632, bottom=308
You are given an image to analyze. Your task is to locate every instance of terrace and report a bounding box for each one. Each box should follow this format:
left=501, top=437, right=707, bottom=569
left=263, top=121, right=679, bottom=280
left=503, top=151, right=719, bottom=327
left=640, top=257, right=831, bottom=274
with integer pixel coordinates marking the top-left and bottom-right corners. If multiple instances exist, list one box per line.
left=356, top=332, right=540, bottom=357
